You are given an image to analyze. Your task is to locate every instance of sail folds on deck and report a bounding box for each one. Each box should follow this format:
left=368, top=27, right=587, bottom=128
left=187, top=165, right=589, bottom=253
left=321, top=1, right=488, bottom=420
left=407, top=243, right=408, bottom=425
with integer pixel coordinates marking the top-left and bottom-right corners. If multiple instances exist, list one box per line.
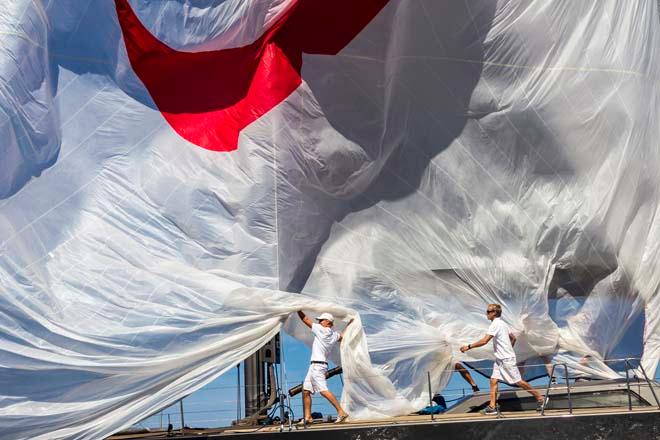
left=1, top=0, right=660, bottom=438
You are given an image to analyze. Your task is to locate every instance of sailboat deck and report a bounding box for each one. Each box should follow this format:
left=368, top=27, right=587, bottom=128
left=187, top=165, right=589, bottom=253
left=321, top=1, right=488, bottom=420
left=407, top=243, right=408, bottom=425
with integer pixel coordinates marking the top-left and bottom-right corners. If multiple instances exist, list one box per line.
left=107, top=405, right=660, bottom=439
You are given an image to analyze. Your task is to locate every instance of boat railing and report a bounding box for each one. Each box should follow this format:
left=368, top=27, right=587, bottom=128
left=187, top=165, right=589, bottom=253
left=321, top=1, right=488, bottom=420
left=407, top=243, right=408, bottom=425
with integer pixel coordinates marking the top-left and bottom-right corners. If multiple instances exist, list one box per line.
left=541, top=357, right=660, bottom=415
left=130, top=357, right=659, bottom=431
left=621, top=358, right=660, bottom=410
left=540, top=362, right=571, bottom=415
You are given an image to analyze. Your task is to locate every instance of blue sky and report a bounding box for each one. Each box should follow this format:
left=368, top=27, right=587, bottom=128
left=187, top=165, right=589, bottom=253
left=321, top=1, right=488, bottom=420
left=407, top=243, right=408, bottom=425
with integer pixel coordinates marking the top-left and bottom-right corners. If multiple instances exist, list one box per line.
left=135, top=330, right=660, bottom=430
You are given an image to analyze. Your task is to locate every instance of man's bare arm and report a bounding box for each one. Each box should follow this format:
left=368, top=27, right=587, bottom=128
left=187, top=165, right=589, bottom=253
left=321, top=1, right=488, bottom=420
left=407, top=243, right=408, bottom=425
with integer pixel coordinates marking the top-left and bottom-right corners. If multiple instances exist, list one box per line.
left=338, top=318, right=355, bottom=342
left=298, top=311, right=313, bottom=329
left=509, top=333, right=516, bottom=347
left=460, top=334, right=493, bottom=353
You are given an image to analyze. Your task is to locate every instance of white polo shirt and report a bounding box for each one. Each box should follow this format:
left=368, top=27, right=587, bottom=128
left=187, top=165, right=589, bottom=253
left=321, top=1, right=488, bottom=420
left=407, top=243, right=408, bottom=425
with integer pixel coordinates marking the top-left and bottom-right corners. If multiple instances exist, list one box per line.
left=487, top=317, right=516, bottom=360
left=310, top=323, right=340, bottom=363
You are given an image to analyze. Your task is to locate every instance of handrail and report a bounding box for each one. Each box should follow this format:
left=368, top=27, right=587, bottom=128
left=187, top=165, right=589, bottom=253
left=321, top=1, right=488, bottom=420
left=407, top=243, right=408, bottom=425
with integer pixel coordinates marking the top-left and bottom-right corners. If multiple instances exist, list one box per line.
left=541, top=358, right=659, bottom=415
left=136, top=356, right=660, bottom=430
left=541, top=363, right=571, bottom=416
left=622, top=358, right=660, bottom=410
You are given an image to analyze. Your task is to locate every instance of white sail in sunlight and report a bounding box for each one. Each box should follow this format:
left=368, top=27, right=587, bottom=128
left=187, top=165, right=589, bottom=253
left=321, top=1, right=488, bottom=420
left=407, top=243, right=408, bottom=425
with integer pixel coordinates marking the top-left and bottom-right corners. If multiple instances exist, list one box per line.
left=1, top=0, right=660, bottom=438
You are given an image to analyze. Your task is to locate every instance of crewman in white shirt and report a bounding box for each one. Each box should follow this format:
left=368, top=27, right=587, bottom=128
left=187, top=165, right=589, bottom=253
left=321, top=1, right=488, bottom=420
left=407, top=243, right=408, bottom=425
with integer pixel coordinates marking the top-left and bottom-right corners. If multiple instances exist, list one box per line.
left=297, top=311, right=353, bottom=425
left=460, top=303, right=547, bottom=414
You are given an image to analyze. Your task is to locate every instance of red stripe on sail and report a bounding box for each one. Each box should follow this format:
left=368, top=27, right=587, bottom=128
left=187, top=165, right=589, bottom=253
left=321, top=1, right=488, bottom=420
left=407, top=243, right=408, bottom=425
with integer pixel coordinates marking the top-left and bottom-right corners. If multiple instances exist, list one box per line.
left=114, top=0, right=388, bottom=151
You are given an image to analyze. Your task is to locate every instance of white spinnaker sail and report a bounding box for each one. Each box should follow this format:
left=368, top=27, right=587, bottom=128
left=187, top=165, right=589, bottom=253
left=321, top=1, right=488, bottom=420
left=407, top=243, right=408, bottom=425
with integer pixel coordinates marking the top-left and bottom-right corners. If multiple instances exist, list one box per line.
left=1, top=0, right=659, bottom=438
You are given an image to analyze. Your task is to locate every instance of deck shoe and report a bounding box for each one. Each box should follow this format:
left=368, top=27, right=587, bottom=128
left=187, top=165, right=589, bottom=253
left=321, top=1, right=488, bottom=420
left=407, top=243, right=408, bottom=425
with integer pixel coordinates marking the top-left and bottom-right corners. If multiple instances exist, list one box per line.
left=295, top=419, right=313, bottom=429
left=334, top=414, right=349, bottom=424
left=536, top=396, right=549, bottom=412
left=480, top=405, right=498, bottom=415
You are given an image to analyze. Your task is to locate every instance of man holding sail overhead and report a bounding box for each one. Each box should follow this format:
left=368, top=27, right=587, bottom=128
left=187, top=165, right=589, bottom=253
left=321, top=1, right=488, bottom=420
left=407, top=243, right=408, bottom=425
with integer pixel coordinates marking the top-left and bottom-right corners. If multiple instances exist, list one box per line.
left=297, top=311, right=353, bottom=426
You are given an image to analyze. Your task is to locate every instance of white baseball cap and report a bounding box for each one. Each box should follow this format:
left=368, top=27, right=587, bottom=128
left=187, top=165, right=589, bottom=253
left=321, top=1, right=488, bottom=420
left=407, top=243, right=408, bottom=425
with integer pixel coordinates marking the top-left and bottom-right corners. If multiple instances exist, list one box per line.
left=316, top=312, right=335, bottom=323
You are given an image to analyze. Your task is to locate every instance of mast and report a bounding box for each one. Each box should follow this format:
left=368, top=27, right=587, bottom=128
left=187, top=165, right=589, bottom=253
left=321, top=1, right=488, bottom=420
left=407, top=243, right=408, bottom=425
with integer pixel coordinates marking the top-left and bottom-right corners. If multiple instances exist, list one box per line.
left=240, top=334, right=281, bottom=423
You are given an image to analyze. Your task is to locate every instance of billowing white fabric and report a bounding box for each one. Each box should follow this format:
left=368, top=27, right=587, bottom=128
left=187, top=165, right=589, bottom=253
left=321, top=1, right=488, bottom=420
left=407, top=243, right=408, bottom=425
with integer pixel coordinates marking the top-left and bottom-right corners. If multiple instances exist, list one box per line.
left=295, top=0, right=660, bottom=418
left=1, top=0, right=660, bottom=438
left=120, top=0, right=296, bottom=51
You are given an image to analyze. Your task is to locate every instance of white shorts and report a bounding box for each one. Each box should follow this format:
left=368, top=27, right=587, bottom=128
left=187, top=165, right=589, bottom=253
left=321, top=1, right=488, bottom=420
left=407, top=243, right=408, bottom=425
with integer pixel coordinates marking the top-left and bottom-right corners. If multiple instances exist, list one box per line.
left=491, top=358, right=522, bottom=384
left=303, top=363, right=328, bottom=394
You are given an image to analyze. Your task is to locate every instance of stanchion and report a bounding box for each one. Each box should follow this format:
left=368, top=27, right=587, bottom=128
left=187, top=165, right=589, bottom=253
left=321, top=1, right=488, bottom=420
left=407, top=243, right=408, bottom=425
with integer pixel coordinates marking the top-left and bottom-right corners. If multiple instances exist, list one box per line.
left=427, top=371, right=434, bottom=421
left=179, top=399, right=185, bottom=434
left=236, top=364, right=241, bottom=423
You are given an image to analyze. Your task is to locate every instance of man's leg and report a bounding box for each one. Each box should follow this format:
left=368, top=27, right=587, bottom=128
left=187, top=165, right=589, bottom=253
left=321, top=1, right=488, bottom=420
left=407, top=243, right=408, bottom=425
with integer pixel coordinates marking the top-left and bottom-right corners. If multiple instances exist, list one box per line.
left=515, top=380, right=544, bottom=402
left=455, top=363, right=478, bottom=390
left=319, top=390, right=348, bottom=417
left=489, top=378, right=498, bottom=408
left=302, top=390, right=313, bottom=421
left=541, top=356, right=555, bottom=382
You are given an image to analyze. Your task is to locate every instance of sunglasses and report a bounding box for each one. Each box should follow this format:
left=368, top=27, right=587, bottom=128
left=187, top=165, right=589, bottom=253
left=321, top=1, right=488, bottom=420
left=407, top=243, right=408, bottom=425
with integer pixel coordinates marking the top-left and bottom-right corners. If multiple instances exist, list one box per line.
left=486, top=309, right=497, bottom=314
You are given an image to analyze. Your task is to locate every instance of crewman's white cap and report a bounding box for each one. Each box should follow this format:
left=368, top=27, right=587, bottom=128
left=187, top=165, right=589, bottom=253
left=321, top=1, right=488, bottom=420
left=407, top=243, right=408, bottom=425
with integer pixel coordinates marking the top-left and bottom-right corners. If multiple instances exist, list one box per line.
left=316, top=312, right=335, bottom=322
